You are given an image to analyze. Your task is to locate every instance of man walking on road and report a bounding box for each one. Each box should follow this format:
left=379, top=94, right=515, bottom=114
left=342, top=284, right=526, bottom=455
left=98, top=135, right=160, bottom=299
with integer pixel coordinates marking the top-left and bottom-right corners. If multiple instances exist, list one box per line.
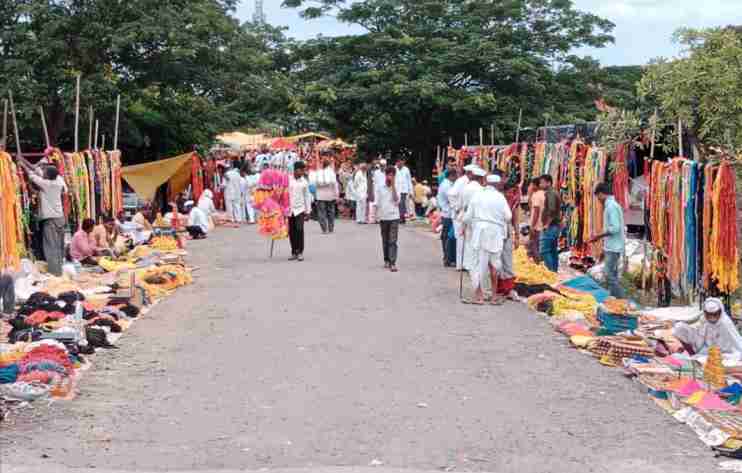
left=589, top=183, right=626, bottom=298
left=314, top=159, right=338, bottom=234
left=224, top=163, right=243, bottom=224
left=353, top=162, right=369, bottom=224
left=460, top=167, right=487, bottom=273
left=448, top=164, right=473, bottom=270
left=288, top=162, right=312, bottom=261
left=375, top=166, right=401, bottom=272
left=462, top=174, right=512, bottom=305
left=437, top=168, right=458, bottom=267
left=395, top=158, right=413, bottom=224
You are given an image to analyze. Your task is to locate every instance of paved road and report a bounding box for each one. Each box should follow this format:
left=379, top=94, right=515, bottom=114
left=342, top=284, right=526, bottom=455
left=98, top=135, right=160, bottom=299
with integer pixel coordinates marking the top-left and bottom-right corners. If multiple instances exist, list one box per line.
left=1, top=221, right=714, bottom=473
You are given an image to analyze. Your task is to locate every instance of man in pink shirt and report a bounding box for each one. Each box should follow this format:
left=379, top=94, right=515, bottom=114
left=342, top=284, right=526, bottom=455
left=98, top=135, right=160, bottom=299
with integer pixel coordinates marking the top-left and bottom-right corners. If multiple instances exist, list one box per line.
left=70, top=219, right=99, bottom=265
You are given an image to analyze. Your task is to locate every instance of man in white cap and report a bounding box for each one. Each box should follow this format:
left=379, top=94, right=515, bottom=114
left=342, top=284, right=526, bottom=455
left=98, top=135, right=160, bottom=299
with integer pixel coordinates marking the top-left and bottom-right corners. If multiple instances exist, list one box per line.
left=462, top=173, right=512, bottom=305
left=448, top=163, right=473, bottom=269
left=460, top=166, right=487, bottom=273
left=673, top=297, right=742, bottom=356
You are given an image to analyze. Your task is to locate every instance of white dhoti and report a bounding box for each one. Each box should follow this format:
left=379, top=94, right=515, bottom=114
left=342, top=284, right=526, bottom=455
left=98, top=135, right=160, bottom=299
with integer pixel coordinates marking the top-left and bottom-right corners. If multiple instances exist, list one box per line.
left=470, top=248, right=503, bottom=290
left=226, top=197, right=241, bottom=222
left=245, top=198, right=256, bottom=223
left=356, top=198, right=367, bottom=223
left=454, top=218, right=465, bottom=269
left=463, top=229, right=477, bottom=272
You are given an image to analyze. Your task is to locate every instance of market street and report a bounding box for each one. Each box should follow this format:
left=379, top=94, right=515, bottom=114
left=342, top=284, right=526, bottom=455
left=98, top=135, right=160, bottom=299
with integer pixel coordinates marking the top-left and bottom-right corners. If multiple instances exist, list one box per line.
left=1, top=222, right=713, bottom=473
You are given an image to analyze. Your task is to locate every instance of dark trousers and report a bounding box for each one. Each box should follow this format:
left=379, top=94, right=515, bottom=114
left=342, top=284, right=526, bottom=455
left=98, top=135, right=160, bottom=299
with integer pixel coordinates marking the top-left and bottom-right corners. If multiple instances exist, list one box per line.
left=41, top=217, right=65, bottom=276
left=398, top=193, right=409, bottom=223
left=316, top=200, right=336, bottom=233
left=440, top=217, right=456, bottom=265
left=415, top=203, right=425, bottom=217
left=0, top=274, right=15, bottom=315
left=289, top=213, right=305, bottom=255
left=186, top=226, right=206, bottom=239
left=380, top=219, right=399, bottom=265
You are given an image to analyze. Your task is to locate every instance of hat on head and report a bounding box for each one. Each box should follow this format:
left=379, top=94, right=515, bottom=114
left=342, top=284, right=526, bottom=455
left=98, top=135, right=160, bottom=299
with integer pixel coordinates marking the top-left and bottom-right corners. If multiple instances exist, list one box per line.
left=472, top=167, right=486, bottom=177
left=463, top=164, right=476, bottom=172
left=704, top=297, right=724, bottom=314
left=184, top=200, right=195, bottom=208
left=487, top=174, right=502, bottom=184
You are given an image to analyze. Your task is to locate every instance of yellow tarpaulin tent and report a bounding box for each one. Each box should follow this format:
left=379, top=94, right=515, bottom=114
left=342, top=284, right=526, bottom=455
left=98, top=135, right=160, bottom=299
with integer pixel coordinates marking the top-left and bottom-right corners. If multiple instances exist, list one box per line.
left=122, top=153, right=193, bottom=201
left=216, top=132, right=272, bottom=149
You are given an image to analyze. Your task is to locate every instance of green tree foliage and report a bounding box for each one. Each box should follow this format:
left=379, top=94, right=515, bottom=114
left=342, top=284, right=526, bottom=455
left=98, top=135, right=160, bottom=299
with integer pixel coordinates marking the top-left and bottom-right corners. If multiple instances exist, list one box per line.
left=0, top=0, right=293, bottom=162
left=639, top=27, right=742, bottom=157
left=284, top=0, right=615, bottom=175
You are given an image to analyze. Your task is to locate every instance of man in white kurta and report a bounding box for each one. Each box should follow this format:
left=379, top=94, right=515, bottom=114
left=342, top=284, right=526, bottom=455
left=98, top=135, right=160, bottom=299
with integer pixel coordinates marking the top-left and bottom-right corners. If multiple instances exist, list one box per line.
left=223, top=165, right=243, bottom=223
left=353, top=163, right=369, bottom=224
left=447, top=165, right=472, bottom=270
left=460, top=167, right=486, bottom=273
left=463, top=174, right=512, bottom=305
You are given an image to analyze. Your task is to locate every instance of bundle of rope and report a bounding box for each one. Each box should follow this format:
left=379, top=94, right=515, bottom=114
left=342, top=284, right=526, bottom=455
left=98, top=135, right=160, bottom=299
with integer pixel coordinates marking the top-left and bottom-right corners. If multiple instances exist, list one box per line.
left=0, top=151, right=27, bottom=270
left=710, top=161, right=739, bottom=293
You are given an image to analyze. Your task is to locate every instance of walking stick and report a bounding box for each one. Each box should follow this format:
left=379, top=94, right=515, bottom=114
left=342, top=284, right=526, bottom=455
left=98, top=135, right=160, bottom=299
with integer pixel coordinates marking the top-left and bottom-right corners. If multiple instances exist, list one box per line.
left=269, top=239, right=275, bottom=258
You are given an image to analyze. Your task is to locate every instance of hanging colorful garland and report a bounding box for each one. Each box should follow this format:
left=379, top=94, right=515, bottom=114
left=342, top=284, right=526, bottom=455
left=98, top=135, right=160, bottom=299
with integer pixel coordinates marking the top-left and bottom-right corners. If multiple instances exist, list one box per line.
left=0, top=151, right=27, bottom=270
left=710, top=161, right=738, bottom=293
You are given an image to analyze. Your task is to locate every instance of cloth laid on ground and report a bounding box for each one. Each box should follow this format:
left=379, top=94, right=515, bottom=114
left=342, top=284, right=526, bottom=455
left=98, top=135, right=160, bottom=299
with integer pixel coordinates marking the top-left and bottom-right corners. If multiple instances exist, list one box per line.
left=559, top=275, right=610, bottom=303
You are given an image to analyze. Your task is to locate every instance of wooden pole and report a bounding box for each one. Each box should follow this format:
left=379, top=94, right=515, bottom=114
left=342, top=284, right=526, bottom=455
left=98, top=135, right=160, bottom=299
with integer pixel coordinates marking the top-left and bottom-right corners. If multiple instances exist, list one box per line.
left=94, top=119, right=99, bottom=149
left=113, top=94, right=121, bottom=150
left=39, top=106, right=50, bottom=149
left=8, top=91, right=23, bottom=159
left=464, top=133, right=468, bottom=147
left=1, top=99, right=7, bottom=150
left=642, top=108, right=659, bottom=295
left=448, top=136, right=452, bottom=148
left=650, top=108, right=658, bottom=160
left=101, top=134, right=106, bottom=151
left=515, top=108, right=523, bottom=144
left=490, top=123, right=495, bottom=146
left=74, top=75, right=81, bottom=152
left=678, top=118, right=684, bottom=157
left=88, top=106, right=94, bottom=150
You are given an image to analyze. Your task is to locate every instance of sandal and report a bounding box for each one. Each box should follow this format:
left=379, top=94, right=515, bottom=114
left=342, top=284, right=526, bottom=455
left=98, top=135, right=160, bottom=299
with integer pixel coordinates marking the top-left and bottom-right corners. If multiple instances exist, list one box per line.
left=462, top=298, right=486, bottom=305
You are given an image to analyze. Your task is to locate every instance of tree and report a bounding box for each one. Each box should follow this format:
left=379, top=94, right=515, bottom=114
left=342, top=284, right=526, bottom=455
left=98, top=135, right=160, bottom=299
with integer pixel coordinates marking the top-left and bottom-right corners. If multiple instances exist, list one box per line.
left=285, top=0, right=614, bottom=176
left=0, top=0, right=295, bottom=162
left=639, top=27, right=742, bottom=157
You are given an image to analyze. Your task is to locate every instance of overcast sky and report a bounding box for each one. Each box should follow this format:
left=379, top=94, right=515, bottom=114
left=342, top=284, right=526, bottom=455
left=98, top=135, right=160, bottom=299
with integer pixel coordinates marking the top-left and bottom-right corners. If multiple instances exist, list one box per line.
left=235, top=0, right=742, bottom=66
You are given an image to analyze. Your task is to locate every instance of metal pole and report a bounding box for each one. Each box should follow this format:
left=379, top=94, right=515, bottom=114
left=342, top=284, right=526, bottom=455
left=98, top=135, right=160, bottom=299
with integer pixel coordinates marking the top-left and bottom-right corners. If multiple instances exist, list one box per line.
left=113, top=94, right=121, bottom=150
left=74, top=75, right=81, bottom=152
left=39, top=106, right=50, bottom=149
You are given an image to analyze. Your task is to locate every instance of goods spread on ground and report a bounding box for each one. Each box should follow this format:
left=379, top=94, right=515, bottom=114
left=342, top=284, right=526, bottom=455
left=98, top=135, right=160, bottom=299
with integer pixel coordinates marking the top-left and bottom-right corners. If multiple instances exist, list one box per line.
left=0, top=235, right=192, bottom=421
left=509, top=245, right=742, bottom=458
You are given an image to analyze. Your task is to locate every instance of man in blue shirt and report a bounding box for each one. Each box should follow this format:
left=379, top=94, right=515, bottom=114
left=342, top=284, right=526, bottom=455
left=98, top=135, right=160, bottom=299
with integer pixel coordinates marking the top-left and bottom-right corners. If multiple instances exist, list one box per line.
left=588, top=183, right=626, bottom=298
left=437, top=168, right=458, bottom=267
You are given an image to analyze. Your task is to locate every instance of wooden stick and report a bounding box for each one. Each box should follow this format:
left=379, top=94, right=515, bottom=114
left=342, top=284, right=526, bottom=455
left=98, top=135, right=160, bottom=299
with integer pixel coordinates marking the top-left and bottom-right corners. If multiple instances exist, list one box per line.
left=39, top=106, right=50, bottom=149
left=88, top=106, right=94, bottom=150
left=448, top=136, right=452, bottom=148
left=464, top=133, right=468, bottom=147
left=101, top=134, right=106, bottom=151
left=94, top=119, right=99, bottom=149
left=515, top=108, right=523, bottom=143
left=490, top=123, right=495, bottom=146
left=678, top=118, right=684, bottom=157
left=113, top=94, right=121, bottom=150
left=74, top=75, right=81, bottom=152
left=650, top=108, right=658, bottom=159
left=1, top=99, right=7, bottom=150
left=479, top=127, right=483, bottom=147
left=8, top=91, right=23, bottom=159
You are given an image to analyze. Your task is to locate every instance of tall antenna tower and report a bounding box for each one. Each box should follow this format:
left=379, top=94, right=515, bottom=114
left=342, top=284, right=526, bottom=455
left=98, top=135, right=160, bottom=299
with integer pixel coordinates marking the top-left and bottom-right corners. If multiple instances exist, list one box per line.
left=253, top=0, right=266, bottom=24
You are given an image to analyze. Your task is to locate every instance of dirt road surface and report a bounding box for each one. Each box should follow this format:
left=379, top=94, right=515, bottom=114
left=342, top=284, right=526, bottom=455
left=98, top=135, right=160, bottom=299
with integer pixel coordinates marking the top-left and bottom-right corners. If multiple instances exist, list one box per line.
left=1, top=222, right=714, bottom=473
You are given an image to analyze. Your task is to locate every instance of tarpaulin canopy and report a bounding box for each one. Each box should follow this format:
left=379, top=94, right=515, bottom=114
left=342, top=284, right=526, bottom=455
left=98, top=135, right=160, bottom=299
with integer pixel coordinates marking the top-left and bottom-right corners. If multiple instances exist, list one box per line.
left=270, top=137, right=297, bottom=151
left=122, top=153, right=193, bottom=201
left=284, top=132, right=330, bottom=143
left=216, top=132, right=272, bottom=150
left=317, top=138, right=355, bottom=150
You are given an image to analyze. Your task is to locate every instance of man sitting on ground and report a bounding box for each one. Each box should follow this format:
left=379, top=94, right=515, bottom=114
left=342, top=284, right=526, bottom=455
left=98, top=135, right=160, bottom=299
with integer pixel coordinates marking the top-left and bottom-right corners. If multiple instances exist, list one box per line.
left=185, top=201, right=209, bottom=240
left=70, top=219, right=104, bottom=265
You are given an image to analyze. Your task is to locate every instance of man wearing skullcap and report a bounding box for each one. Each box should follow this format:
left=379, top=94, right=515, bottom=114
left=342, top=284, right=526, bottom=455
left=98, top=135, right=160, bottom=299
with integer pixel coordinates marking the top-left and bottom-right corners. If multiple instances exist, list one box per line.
left=673, top=298, right=742, bottom=356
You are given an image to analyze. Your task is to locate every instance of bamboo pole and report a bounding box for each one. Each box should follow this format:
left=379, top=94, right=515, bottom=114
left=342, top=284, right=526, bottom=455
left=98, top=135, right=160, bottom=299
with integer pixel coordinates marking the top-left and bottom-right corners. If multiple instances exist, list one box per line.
left=74, top=75, right=81, bottom=152
left=8, top=91, right=23, bottom=159
left=642, top=108, right=659, bottom=295
left=464, top=133, right=468, bottom=147
left=1, top=99, right=7, bottom=150
left=479, top=127, right=483, bottom=147
left=448, top=136, right=452, bottom=148
left=113, top=94, right=121, bottom=150
left=101, top=134, right=106, bottom=151
left=94, top=119, right=99, bottom=149
left=88, top=106, right=94, bottom=150
left=515, top=108, right=523, bottom=143
left=39, top=106, right=50, bottom=149
left=678, top=118, right=684, bottom=157
left=490, top=123, right=495, bottom=146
